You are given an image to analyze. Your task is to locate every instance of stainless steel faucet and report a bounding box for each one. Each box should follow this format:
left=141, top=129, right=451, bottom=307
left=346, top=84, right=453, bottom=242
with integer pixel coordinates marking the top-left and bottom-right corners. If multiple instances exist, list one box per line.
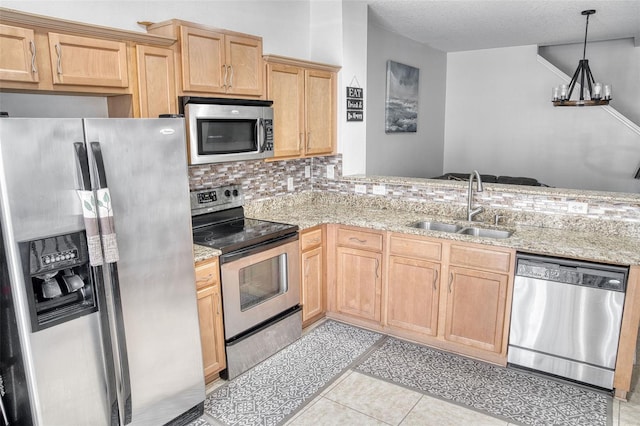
left=467, top=170, right=484, bottom=221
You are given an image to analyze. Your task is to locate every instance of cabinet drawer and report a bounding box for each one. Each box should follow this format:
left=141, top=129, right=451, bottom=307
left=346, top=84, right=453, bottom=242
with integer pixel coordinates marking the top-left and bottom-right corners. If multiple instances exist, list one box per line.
left=300, top=227, right=322, bottom=251
left=449, top=244, right=511, bottom=273
left=389, top=234, right=441, bottom=261
left=337, top=227, right=383, bottom=251
left=195, top=257, right=219, bottom=290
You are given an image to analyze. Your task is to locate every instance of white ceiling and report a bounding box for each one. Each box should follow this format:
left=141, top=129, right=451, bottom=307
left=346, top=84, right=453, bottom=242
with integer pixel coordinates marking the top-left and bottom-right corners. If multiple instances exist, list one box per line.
left=364, top=0, right=640, bottom=52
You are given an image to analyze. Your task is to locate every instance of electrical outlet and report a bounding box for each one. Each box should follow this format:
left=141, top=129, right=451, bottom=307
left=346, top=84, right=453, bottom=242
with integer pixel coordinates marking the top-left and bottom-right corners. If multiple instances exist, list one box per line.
left=354, top=184, right=367, bottom=194
left=326, top=165, right=335, bottom=179
left=305, top=165, right=311, bottom=178
left=372, top=185, right=386, bottom=195
left=287, top=177, right=294, bottom=191
left=567, top=201, right=588, bottom=214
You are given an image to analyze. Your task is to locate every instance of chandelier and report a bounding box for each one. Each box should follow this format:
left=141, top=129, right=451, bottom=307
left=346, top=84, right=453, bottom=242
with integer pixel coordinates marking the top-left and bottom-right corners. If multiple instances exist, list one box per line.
left=552, top=10, right=611, bottom=107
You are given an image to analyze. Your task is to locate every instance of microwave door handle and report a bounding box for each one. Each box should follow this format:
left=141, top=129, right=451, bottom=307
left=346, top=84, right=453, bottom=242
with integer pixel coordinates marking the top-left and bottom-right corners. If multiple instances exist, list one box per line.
left=89, top=142, right=132, bottom=424
left=258, top=118, right=267, bottom=152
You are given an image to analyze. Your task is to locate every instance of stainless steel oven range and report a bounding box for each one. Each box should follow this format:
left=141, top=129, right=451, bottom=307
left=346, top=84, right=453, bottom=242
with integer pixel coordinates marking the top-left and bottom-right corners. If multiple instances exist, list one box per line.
left=191, top=185, right=301, bottom=379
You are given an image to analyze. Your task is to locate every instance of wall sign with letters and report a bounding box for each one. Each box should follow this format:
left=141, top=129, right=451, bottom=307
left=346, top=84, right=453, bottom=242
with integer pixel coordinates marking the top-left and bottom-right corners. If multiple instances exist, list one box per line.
left=346, top=86, right=364, bottom=122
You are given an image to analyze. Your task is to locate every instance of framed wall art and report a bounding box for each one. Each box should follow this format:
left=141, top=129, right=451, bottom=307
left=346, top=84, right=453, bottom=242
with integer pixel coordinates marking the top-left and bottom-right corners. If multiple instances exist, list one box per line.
left=385, top=60, right=419, bottom=133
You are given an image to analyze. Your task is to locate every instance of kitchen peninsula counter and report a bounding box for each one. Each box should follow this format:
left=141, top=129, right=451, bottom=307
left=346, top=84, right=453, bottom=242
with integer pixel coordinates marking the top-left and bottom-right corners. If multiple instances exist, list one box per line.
left=245, top=191, right=640, bottom=266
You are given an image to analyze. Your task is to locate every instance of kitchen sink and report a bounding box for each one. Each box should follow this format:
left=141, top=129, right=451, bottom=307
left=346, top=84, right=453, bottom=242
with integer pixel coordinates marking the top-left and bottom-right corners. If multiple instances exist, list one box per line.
left=409, top=221, right=512, bottom=239
left=457, top=227, right=513, bottom=239
left=410, top=221, right=462, bottom=233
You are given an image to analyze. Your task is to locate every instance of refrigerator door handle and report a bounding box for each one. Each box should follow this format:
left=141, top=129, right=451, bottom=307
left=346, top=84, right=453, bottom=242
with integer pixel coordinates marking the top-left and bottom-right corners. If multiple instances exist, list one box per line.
left=74, top=142, right=121, bottom=425
left=89, top=141, right=133, bottom=425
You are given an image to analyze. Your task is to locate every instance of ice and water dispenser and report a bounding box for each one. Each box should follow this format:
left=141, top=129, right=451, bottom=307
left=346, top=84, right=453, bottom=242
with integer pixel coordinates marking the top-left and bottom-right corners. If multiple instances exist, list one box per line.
left=20, top=231, right=97, bottom=331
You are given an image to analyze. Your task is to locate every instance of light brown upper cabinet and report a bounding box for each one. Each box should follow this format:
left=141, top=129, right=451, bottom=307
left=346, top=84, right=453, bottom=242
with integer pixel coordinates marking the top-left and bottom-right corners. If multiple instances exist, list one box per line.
left=0, top=8, right=175, bottom=100
left=146, top=20, right=264, bottom=98
left=48, top=32, right=128, bottom=88
left=0, top=24, right=39, bottom=84
left=135, top=45, right=177, bottom=118
left=264, top=55, right=340, bottom=160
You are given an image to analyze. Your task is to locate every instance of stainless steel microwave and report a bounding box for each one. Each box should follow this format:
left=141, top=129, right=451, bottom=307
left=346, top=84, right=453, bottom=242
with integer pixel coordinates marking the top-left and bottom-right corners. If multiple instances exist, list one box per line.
left=179, top=97, right=274, bottom=165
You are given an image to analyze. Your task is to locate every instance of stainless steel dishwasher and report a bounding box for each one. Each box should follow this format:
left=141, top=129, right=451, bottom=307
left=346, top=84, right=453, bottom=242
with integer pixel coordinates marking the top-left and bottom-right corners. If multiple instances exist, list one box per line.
left=508, top=253, right=628, bottom=390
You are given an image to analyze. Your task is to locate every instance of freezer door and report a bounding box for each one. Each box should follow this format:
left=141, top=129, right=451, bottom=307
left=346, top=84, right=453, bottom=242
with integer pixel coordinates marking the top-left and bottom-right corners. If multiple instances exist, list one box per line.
left=0, top=119, right=113, bottom=425
left=83, top=119, right=204, bottom=425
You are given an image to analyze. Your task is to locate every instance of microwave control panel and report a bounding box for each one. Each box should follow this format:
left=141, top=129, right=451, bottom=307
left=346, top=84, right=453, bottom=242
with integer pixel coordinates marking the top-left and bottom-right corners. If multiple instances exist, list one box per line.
left=264, top=119, right=273, bottom=151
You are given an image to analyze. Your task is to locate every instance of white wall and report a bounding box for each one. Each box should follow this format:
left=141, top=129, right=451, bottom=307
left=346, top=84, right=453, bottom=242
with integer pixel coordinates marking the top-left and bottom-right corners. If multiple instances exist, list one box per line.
left=338, top=0, right=368, bottom=176
left=365, top=18, right=447, bottom=178
left=444, top=45, right=640, bottom=193
left=2, top=1, right=312, bottom=59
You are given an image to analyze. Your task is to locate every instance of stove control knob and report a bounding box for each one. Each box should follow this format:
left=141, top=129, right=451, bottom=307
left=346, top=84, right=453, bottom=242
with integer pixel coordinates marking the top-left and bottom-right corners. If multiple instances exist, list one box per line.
left=232, top=189, right=239, bottom=197
left=224, top=190, right=231, bottom=197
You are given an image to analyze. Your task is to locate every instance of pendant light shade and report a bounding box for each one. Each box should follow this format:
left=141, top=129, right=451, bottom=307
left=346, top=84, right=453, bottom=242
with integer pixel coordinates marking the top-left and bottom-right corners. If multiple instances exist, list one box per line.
left=552, top=10, right=611, bottom=107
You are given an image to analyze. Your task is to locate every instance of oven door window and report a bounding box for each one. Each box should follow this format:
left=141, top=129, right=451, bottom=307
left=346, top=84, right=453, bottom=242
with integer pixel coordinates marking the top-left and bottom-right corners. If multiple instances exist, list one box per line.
left=239, top=253, right=288, bottom=311
left=197, top=118, right=258, bottom=154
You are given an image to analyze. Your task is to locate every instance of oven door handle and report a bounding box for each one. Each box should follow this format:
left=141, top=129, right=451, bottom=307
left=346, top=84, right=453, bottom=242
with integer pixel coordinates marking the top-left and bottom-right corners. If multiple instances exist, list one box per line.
left=220, top=233, right=298, bottom=264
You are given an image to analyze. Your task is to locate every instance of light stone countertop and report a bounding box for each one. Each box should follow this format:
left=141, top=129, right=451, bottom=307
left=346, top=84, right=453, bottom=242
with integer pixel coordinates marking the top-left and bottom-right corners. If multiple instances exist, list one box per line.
left=193, top=244, right=221, bottom=264
left=245, top=192, right=640, bottom=266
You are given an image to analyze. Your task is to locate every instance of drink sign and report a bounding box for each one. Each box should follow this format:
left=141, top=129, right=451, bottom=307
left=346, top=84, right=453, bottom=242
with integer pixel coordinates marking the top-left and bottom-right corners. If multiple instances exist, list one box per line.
left=346, top=86, right=364, bottom=122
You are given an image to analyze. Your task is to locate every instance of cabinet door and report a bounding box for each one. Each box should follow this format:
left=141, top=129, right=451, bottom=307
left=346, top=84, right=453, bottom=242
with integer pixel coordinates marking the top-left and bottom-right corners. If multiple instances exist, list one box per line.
left=267, top=63, right=305, bottom=158
left=305, top=69, right=335, bottom=156
left=336, top=246, right=382, bottom=322
left=48, top=33, right=128, bottom=87
left=444, top=266, right=508, bottom=353
left=180, top=26, right=225, bottom=93
left=387, top=256, right=440, bottom=337
left=225, top=34, right=263, bottom=96
left=301, top=245, right=324, bottom=323
left=0, top=24, right=39, bottom=83
left=135, top=45, right=176, bottom=118
left=196, top=284, right=226, bottom=380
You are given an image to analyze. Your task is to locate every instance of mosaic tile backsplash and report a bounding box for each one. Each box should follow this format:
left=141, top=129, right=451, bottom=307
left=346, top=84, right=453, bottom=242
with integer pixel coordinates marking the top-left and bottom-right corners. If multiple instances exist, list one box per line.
left=188, top=155, right=640, bottom=231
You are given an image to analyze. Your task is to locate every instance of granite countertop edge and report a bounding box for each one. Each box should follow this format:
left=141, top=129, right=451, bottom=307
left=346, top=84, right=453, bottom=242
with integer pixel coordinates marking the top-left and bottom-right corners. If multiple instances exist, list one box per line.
left=193, top=244, right=221, bottom=264
left=245, top=200, right=640, bottom=266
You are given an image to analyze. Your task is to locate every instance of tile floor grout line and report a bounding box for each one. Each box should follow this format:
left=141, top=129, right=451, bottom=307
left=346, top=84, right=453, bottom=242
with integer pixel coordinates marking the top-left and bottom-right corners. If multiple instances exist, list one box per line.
left=396, top=393, right=425, bottom=426
left=319, top=396, right=396, bottom=426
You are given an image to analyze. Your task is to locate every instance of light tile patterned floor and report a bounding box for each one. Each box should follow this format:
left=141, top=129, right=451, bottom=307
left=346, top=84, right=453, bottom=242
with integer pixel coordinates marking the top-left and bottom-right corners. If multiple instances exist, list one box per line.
left=284, top=368, right=640, bottom=426
left=202, top=323, right=640, bottom=426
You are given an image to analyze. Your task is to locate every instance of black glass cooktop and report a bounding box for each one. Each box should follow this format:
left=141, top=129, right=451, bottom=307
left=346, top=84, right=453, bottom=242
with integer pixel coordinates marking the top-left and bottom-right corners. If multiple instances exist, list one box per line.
left=192, top=216, right=298, bottom=254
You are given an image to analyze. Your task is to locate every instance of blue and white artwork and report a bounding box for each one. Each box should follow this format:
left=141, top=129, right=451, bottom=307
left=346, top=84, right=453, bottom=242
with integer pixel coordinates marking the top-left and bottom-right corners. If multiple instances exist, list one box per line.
left=385, top=60, right=419, bottom=133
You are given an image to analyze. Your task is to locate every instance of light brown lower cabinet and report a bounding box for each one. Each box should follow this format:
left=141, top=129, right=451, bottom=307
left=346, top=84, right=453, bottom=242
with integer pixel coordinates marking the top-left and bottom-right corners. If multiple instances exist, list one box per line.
left=387, top=255, right=441, bottom=337
left=335, top=227, right=384, bottom=323
left=443, top=266, right=509, bottom=353
left=328, top=229, right=515, bottom=364
left=300, top=226, right=325, bottom=326
left=195, top=257, right=226, bottom=383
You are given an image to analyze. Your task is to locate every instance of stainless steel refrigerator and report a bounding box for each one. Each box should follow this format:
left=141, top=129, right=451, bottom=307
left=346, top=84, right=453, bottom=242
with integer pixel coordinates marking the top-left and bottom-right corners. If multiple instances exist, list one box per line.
left=0, top=118, right=205, bottom=425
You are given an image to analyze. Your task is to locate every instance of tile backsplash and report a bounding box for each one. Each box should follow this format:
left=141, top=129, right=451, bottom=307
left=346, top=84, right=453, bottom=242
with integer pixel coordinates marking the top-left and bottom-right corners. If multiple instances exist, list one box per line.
left=188, top=155, right=342, bottom=201
left=188, top=155, right=640, bottom=228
